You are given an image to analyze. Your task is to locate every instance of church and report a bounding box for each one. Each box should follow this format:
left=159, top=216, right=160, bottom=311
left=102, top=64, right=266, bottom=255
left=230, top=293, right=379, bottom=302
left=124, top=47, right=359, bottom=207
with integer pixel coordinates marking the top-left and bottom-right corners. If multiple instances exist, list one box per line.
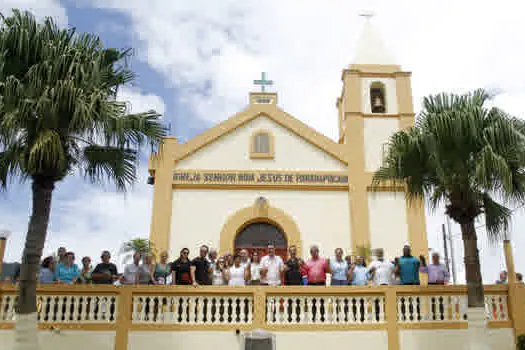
left=147, top=20, right=428, bottom=262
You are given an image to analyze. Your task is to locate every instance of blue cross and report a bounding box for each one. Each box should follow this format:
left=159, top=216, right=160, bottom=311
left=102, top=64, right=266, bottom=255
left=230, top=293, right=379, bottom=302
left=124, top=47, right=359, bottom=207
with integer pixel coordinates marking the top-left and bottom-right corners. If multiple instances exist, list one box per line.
left=253, top=72, right=273, bottom=93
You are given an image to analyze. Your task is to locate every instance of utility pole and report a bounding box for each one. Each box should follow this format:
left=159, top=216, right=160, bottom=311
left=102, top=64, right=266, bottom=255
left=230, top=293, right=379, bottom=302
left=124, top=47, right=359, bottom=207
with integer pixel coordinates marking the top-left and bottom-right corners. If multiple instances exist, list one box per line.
left=446, top=216, right=457, bottom=284
left=442, top=223, right=451, bottom=281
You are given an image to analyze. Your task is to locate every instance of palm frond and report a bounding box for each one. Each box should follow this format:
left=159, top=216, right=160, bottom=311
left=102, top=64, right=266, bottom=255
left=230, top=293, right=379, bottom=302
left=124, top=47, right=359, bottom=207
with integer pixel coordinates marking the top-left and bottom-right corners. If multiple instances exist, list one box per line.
left=374, top=88, right=525, bottom=241
left=119, top=238, right=156, bottom=264
left=0, top=10, right=165, bottom=190
left=81, top=145, right=137, bottom=191
left=482, top=193, right=511, bottom=242
left=0, top=140, right=27, bottom=189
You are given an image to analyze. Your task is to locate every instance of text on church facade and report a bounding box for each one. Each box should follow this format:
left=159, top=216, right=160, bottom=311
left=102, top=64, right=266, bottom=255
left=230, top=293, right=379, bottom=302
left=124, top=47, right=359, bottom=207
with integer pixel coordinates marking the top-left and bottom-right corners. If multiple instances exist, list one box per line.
left=172, top=170, right=349, bottom=189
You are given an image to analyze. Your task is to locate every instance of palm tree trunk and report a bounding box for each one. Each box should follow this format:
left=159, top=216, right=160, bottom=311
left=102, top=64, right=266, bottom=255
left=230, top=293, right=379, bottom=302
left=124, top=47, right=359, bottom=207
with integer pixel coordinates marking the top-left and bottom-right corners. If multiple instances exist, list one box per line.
left=460, top=219, right=485, bottom=307
left=15, top=176, right=55, bottom=350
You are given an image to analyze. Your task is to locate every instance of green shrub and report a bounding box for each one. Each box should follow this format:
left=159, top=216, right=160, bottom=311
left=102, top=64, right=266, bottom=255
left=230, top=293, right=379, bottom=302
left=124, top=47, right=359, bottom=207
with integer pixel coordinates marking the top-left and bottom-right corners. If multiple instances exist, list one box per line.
left=518, top=334, right=525, bottom=350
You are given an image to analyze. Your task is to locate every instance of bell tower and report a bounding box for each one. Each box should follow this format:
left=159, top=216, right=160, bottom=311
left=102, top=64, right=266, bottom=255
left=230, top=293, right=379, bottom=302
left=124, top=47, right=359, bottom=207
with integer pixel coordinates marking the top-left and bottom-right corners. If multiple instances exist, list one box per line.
left=338, top=15, right=428, bottom=260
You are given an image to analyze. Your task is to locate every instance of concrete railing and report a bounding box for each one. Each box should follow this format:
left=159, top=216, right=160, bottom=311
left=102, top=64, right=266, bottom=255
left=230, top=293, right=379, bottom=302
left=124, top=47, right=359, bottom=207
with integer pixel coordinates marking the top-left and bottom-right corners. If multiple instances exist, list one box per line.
left=0, top=284, right=523, bottom=349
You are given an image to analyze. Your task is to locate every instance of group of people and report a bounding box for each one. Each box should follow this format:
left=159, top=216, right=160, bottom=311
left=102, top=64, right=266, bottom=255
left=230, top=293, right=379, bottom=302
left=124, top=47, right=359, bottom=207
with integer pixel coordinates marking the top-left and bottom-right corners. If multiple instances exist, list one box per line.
left=39, top=248, right=120, bottom=285
left=35, top=243, right=461, bottom=286
left=169, top=244, right=452, bottom=286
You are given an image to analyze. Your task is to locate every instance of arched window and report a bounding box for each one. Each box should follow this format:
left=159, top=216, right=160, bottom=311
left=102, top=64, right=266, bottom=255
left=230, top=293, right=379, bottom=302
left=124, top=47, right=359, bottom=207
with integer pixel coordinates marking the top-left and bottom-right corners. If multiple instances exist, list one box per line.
left=250, top=130, right=274, bottom=159
left=235, top=222, right=287, bottom=249
left=370, top=82, right=386, bottom=113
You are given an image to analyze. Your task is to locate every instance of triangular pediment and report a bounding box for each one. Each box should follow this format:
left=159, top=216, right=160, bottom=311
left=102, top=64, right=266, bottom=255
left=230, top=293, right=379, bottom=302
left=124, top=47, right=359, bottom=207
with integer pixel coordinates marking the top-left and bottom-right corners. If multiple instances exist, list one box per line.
left=174, top=103, right=347, bottom=166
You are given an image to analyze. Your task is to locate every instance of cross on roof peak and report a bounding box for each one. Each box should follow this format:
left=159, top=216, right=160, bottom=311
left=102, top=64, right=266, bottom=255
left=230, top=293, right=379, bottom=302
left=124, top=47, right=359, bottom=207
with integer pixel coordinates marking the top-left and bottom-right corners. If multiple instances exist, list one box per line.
left=253, top=72, right=273, bottom=93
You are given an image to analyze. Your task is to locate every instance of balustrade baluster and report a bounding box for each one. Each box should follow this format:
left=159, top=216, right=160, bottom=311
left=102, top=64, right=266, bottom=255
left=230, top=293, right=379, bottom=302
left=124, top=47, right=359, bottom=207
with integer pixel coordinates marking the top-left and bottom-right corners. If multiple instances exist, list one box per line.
left=378, top=296, right=385, bottom=322
left=245, top=297, right=252, bottom=324
left=56, top=296, right=65, bottom=322
left=396, top=296, right=404, bottom=322
left=306, top=297, right=313, bottom=324
left=72, top=296, right=80, bottom=322
left=297, top=297, right=305, bottom=324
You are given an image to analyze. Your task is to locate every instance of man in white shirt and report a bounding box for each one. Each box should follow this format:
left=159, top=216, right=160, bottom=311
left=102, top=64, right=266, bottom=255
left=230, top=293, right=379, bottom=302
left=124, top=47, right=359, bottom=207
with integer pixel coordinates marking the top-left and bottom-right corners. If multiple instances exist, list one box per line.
left=368, top=248, right=395, bottom=285
left=123, top=251, right=141, bottom=285
left=260, top=244, right=284, bottom=286
left=239, top=249, right=251, bottom=269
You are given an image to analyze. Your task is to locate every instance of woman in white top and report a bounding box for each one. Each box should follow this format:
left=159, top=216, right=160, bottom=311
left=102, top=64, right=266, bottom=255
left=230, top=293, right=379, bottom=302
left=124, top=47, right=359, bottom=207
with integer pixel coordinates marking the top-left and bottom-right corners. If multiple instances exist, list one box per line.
left=225, top=255, right=250, bottom=286
left=212, top=257, right=227, bottom=285
left=249, top=251, right=261, bottom=285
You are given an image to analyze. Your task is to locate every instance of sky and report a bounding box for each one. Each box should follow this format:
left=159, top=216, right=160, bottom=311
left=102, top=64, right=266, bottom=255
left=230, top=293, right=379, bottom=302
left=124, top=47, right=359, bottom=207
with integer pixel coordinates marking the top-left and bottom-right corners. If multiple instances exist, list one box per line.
left=1, top=0, right=525, bottom=282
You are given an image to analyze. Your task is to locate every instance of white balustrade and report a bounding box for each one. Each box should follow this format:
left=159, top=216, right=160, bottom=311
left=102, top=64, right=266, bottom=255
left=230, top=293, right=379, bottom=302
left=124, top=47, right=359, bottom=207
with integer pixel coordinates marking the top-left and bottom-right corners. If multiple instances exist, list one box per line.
left=0, top=294, right=119, bottom=323
left=132, top=295, right=253, bottom=325
left=0, top=287, right=510, bottom=328
left=485, top=294, right=508, bottom=321
left=397, top=294, right=508, bottom=323
left=266, top=295, right=385, bottom=325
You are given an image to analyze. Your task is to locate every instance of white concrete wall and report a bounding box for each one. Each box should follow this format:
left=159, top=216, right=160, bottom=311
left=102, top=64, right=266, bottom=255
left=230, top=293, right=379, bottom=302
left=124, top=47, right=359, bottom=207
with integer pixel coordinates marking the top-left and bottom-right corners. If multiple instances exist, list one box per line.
left=360, top=77, right=398, bottom=115
left=0, top=330, right=115, bottom=350
left=363, top=117, right=399, bottom=172
left=0, top=328, right=515, bottom=350
left=129, top=331, right=388, bottom=350
left=170, top=189, right=351, bottom=259
left=176, top=116, right=346, bottom=171
left=368, top=192, right=408, bottom=260
left=400, top=328, right=514, bottom=350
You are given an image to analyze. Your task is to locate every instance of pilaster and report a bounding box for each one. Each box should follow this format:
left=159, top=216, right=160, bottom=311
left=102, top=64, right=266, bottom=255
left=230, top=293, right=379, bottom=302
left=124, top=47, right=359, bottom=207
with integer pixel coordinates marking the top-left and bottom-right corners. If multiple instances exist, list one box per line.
left=149, top=137, right=179, bottom=254
left=342, top=70, right=371, bottom=253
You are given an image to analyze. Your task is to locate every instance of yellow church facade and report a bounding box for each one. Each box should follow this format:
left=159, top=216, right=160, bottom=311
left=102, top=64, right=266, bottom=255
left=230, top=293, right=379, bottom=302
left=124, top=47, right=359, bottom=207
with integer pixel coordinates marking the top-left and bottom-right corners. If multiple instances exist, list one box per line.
left=1, top=19, right=523, bottom=350
left=147, top=22, right=428, bottom=261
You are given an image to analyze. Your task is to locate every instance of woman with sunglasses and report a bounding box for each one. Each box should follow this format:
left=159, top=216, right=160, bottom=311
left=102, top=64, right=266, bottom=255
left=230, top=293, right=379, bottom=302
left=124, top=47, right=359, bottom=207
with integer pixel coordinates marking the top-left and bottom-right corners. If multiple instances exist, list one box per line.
left=154, top=251, right=171, bottom=285
left=78, top=256, right=93, bottom=284
left=170, top=248, right=192, bottom=285
left=212, top=257, right=227, bottom=285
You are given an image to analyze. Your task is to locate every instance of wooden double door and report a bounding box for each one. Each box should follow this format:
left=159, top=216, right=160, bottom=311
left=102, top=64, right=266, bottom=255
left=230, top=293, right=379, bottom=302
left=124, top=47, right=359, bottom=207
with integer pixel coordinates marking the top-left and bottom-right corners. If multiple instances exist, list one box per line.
left=235, top=222, right=288, bottom=261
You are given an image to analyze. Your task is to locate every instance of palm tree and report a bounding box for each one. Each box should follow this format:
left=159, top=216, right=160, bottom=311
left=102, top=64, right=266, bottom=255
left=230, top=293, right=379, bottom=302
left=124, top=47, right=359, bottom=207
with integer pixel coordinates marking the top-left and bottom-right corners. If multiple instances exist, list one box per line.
left=0, top=10, right=165, bottom=349
left=120, top=238, right=156, bottom=264
left=373, top=89, right=525, bottom=309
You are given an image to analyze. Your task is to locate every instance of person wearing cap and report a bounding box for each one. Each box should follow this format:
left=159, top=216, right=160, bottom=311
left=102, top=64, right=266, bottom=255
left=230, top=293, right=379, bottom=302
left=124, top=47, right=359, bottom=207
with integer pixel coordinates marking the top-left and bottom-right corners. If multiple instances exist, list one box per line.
left=420, top=252, right=450, bottom=285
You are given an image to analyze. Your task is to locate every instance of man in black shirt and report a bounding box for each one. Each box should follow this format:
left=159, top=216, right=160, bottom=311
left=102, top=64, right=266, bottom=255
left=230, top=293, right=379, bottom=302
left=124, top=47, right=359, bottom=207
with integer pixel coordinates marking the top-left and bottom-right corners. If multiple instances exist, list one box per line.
left=92, top=250, right=119, bottom=284
left=191, top=245, right=212, bottom=286
left=284, top=245, right=303, bottom=285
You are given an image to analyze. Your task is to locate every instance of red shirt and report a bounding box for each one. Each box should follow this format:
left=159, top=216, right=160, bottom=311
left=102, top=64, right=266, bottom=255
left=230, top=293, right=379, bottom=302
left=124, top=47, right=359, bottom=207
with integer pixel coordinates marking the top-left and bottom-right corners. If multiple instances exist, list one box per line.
left=305, top=257, right=328, bottom=283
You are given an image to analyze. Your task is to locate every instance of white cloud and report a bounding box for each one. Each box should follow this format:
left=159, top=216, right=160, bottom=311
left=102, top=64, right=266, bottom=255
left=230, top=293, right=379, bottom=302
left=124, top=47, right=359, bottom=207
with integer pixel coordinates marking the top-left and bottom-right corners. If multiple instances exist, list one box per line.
left=86, top=0, right=525, bottom=281
left=117, top=86, right=166, bottom=117
left=1, top=168, right=153, bottom=271
left=4, top=0, right=525, bottom=281
left=0, top=0, right=68, bottom=27
left=0, top=86, right=165, bottom=269
left=91, top=0, right=525, bottom=138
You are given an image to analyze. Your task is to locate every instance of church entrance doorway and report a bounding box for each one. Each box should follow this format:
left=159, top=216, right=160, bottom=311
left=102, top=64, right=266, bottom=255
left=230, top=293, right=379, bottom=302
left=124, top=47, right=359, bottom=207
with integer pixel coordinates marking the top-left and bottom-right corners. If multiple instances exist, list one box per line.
left=234, top=222, right=288, bottom=261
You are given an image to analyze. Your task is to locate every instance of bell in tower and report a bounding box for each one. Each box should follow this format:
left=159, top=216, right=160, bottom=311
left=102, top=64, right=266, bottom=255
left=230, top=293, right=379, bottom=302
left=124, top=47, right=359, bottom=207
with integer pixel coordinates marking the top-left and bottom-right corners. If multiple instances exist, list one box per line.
left=370, top=82, right=386, bottom=113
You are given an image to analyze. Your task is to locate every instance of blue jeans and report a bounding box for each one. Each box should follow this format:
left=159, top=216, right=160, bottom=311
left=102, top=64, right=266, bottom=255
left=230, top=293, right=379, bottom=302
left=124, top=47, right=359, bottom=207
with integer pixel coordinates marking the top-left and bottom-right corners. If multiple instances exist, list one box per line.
left=331, top=279, right=348, bottom=286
